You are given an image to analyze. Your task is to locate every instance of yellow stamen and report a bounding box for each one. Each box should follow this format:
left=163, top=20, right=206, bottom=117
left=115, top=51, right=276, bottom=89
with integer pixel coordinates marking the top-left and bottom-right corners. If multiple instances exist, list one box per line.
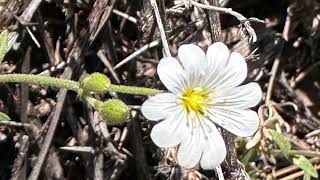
left=180, top=87, right=208, bottom=115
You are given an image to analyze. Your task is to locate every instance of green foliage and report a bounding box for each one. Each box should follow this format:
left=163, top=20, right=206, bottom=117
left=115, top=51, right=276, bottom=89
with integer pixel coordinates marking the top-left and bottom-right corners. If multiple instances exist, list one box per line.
left=0, top=112, right=10, bottom=121
left=240, top=148, right=256, bottom=165
left=288, top=149, right=320, bottom=158
left=80, top=72, right=111, bottom=94
left=269, top=130, right=318, bottom=178
left=0, top=30, right=8, bottom=64
left=269, top=130, right=291, bottom=158
left=303, top=174, right=311, bottom=180
left=293, top=155, right=318, bottom=178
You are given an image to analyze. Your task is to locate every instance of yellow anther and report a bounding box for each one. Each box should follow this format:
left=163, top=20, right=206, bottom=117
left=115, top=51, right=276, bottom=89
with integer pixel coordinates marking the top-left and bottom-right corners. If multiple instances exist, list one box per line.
left=180, top=88, right=208, bottom=115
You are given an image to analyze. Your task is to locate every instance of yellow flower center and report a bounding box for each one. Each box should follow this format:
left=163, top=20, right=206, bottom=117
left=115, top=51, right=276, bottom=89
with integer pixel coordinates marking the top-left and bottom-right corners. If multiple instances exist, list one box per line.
left=180, top=87, right=209, bottom=115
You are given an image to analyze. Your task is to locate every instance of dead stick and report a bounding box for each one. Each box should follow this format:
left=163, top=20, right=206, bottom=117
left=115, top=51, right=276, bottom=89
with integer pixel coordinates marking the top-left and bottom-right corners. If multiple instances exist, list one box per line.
left=28, top=69, right=71, bottom=180
left=150, top=0, right=171, bottom=57
left=278, top=165, right=320, bottom=180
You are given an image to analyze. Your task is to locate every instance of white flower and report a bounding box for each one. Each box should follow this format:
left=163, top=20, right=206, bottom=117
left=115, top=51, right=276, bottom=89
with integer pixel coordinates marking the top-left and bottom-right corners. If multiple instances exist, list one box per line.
left=141, top=42, right=262, bottom=170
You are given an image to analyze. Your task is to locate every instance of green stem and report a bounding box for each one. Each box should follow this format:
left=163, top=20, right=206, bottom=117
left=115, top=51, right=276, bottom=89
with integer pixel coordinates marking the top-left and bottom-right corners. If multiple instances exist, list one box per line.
left=272, top=149, right=320, bottom=158
left=0, top=74, right=79, bottom=92
left=289, top=150, right=320, bottom=158
left=109, top=84, right=162, bottom=96
left=85, top=96, right=103, bottom=110
left=0, top=74, right=163, bottom=96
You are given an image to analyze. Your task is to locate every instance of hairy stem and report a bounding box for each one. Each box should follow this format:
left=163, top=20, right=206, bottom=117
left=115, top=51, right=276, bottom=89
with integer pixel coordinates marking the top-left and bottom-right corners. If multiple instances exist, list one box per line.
left=289, top=150, right=320, bottom=158
left=0, top=74, right=80, bottom=92
left=109, top=84, right=162, bottom=96
left=0, top=74, right=162, bottom=96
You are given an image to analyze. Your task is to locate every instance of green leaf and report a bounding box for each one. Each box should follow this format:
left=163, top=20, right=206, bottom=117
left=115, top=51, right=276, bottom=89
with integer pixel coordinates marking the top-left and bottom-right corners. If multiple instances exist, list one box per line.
left=0, top=30, right=8, bottom=64
left=240, top=148, right=256, bottom=165
left=0, top=112, right=10, bottom=121
left=293, top=155, right=318, bottom=178
left=288, top=149, right=320, bottom=158
left=303, top=174, right=311, bottom=180
left=269, top=130, right=291, bottom=158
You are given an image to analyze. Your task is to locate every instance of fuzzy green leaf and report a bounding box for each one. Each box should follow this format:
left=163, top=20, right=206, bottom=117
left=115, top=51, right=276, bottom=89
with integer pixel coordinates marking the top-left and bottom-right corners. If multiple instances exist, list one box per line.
left=240, top=148, right=256, bottom=166
left=303, top=174, right=311, bottom=180
left=0, top=30, right=8, bottom=64
left=293, top=155, right=318, bottom=178
left=0, top=112, right=10, bottom=121
left=269, top=130, right=291, bottom=158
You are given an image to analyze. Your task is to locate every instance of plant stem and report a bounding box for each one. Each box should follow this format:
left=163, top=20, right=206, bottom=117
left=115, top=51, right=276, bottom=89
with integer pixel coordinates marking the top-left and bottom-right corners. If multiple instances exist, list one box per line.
left=109, top=84, right=162, bottom=96
left=0, top=74, right=162, bottom=96
left=272, top=149, right=320, bottom=158
left=289, top=150, right=320, bottom=158
left=0, top=74, right=79, bottom=92
left=85, top=96, right=103, bottom=110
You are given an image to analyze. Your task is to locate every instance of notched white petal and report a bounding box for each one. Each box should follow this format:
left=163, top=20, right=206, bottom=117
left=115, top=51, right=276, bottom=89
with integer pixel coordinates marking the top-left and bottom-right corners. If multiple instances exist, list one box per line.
left=178, top=44, right=206, bottom=71
left=141, top=93, right=177, bottom=121
left=211, top=52, right=247, bottom=89
left=177, top=127, right=203, bottom=169
left=203, top=42, right=230, bottom=87
left=213, top=82, right=262, bottom=109
left=206, top=42, right=230, bottom=69
left=157, top=57, right=185, bottom=93
left=207, top=108, right=260, bottom=137
left=225, top=52, right=248, bottom=87
left=200, top=121, right=226, bottom=169
left=150, top=108, right=187, bottom=147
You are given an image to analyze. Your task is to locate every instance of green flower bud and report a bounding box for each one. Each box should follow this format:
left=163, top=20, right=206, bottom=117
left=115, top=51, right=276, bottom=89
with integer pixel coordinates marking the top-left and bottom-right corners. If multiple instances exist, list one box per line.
left=0, top=29, right=8, bottom=64
left=99, top=99, right=129, bottom=125
left=0, top=112, right=10, bottom=121
left=80, top=72, right=111, bottom=94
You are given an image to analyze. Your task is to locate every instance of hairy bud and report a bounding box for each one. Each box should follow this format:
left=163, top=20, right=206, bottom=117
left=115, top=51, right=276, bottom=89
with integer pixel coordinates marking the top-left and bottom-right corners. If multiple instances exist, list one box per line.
left=99, top=99, right=129, bottom=125
left=80, top=72, right=111, bottom=94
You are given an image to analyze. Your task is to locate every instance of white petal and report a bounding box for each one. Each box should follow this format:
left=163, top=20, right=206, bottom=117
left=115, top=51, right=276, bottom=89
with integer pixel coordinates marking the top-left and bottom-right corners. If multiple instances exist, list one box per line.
left=220, top=52, right=248, bottom=88
left=157, top=57, right=186, bottom=93
left=141, top=93, right=178, bottom=121
left=212, top=83, right=262, bottom=109
left=178, top=44, right=206, bottom=71
left=200, top=121, right=226, bottom=169
left=177, top=125, right=203, bottom=169
left=151, top=107, right=187, bottom=147
left=206, top=52, right=247, bottom=89
left=203, top=42, right=230, bottom=87
left=206, top=108, right=260, bottom=137
left=206, top=42, right=230, bottom=72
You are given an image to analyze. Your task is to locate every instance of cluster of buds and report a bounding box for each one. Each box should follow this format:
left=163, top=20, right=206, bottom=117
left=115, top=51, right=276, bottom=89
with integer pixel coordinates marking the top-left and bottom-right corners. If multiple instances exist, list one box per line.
left=80, top=72, right=129, bottom=125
